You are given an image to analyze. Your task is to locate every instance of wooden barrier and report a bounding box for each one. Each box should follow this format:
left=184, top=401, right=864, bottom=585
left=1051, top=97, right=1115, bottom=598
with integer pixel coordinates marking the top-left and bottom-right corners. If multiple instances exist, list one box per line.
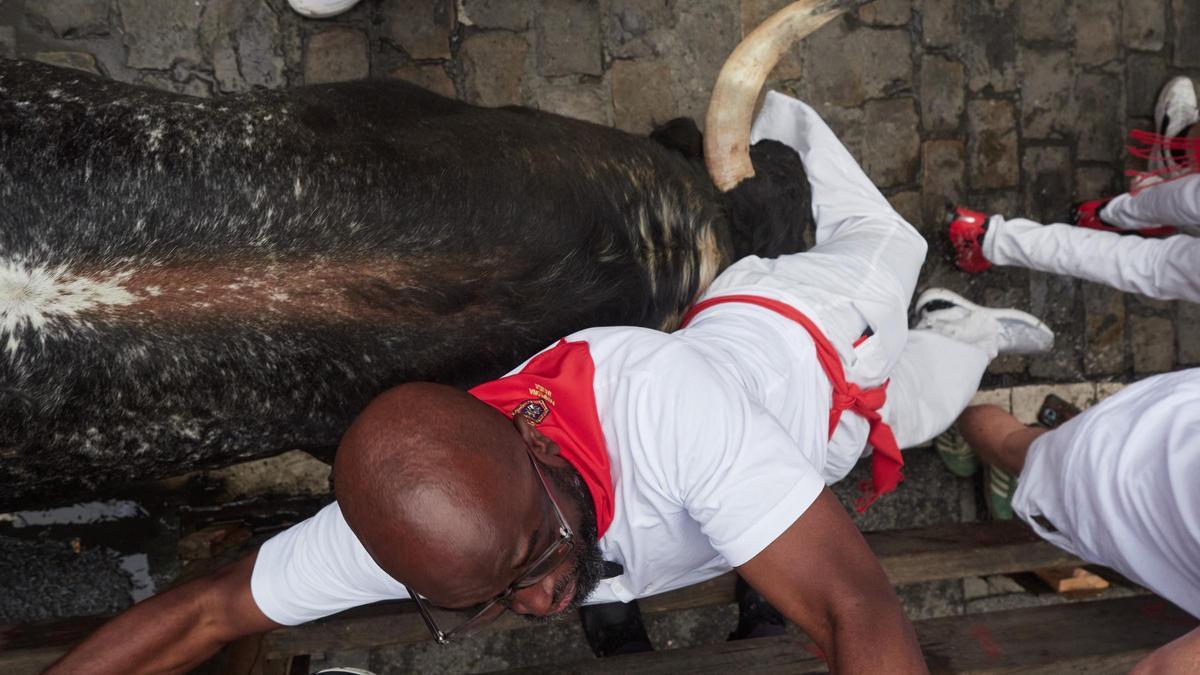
left=504, top=596, right=1197, bottom=674
left=1, top=520, right=1083, bottom=673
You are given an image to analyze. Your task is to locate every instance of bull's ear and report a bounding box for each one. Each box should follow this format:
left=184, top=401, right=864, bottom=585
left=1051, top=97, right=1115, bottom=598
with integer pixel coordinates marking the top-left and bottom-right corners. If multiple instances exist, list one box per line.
left=722, top=139, right=813, bottom=259
left=649, top=118, right=704, bottom=160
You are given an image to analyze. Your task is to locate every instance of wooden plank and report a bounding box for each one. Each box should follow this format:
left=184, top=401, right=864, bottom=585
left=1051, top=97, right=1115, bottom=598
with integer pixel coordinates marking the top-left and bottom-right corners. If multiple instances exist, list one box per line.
left=0, top=616, right=110, bottom=675
left=0, top=519, right=1084, bottom=665
left=917, top=596, right=1196, bottom=673
left=508, top=635, right=825, bottom=675
left=0, top=646, right=64, bottom=675
left=1034, top=566, right=1110, bottom=593
left=263, top=520, right=1080, bottom=658
left=869, top=520, right=1082, bottom=585
left=503, top=596, right=1198, bottom=674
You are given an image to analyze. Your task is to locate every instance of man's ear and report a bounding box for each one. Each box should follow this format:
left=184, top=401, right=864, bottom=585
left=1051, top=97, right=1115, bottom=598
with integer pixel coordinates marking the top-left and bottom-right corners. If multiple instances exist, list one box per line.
left=512, top=416, right=570, bottom=468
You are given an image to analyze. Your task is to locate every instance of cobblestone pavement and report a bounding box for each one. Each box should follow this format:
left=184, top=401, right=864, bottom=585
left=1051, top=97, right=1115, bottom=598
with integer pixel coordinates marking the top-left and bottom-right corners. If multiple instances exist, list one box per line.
left=2, top=0, right=1199, bottom=670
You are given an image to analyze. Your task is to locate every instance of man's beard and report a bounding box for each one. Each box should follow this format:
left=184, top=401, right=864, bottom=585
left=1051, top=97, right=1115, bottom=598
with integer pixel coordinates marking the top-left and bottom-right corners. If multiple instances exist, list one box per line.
left=526, top=462, right=606, bottom=623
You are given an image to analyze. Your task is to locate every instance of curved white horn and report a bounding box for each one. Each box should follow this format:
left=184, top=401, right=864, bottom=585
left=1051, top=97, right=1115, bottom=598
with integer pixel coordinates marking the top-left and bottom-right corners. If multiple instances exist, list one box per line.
left=705, top=0, right=870, bottom=192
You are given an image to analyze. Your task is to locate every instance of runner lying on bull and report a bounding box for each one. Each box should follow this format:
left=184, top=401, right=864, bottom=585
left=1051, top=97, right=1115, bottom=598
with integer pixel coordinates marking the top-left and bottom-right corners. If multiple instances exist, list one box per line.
left=50, top=10, right=1054, bottom=669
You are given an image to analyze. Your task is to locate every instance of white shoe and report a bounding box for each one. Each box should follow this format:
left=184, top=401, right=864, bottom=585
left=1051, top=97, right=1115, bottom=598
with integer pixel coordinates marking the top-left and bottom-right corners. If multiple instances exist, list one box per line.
left=1150, top=76, right=1199, bottom=176
left=287, top=0, right=363, bottom=18
left=913, top=288, right=1054, bottom=358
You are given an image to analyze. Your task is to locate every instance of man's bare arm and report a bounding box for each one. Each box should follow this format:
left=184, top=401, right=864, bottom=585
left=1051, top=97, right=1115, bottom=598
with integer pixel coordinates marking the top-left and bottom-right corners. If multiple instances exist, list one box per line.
left=737, top=488, right=927, bottom=674
left=47, top=552, right=280, bottom=675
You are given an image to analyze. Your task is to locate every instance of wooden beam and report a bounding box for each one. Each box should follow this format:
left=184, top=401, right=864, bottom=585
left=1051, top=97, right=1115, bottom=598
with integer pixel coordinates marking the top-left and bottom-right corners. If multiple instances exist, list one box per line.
left=261, top=520, right=1081, bottom=659
left=0, top=616, right=109, bottom=674
left=0, top=519, right=1085, bottom=669
left=1034, top=566, right=1110, bottom=593
left=502, top=596, right=1198, bottom=674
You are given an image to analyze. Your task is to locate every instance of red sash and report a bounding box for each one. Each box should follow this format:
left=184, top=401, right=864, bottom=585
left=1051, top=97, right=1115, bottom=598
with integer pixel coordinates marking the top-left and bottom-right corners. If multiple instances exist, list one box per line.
left=681, top=294, right=904, bottom=510
left=469, top=340, right=615, bottom=537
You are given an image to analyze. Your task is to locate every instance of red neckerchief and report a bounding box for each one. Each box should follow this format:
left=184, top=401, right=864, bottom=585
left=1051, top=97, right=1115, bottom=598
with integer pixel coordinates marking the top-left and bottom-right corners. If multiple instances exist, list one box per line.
left=681, top=295, right=903, bottom=511
left=469, top=340, right=615, bottom=537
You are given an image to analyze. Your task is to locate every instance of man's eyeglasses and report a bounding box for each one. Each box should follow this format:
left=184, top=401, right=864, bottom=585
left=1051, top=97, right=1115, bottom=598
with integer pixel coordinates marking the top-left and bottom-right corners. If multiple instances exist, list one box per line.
left=405, top=448, right=576, bottom=644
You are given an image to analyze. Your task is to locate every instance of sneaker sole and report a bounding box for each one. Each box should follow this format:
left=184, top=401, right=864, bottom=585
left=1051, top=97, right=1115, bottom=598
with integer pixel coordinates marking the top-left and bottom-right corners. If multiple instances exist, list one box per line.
left=1155, top=76, right=1200, bottom=138
left=288, top=0, right=362, bottom=18
left=914, top=288, right=1055, bottom=353
left=1152, top=77, right=1200, bottom=173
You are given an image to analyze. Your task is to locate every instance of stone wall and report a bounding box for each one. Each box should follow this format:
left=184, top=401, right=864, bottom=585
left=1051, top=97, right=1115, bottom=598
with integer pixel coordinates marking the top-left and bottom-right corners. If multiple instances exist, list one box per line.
left=1, top=0, right=1198, bottom=377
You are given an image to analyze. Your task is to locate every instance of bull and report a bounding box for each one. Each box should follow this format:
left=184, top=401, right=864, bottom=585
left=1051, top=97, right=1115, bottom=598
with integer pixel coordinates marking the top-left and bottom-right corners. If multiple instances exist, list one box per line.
left=0, top=0, right=864, bottom=510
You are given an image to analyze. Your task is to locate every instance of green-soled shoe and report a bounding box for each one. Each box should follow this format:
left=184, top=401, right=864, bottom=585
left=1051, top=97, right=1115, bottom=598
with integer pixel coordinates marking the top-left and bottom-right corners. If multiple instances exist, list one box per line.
left=986, top=464, right=1018, bottom=521
left=934, top=425, right=980, bottom=478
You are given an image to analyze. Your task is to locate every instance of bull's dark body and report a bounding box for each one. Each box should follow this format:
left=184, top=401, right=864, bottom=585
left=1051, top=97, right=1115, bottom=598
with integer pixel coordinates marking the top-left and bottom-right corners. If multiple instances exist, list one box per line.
left=0, top=59, right=810, bottom=509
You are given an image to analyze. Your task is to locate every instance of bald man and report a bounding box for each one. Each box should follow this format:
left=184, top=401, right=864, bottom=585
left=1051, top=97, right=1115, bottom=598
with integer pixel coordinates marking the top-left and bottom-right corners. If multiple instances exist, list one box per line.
left=51, top=94, right=1053, bottom=674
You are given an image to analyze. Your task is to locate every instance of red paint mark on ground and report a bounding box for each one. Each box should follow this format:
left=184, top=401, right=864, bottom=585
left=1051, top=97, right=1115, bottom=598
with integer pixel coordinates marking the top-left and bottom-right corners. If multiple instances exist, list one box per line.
left=802, top=641, right=827, bottom=662
left=1140, top=599, right=1196, bottom=626
left=1141, top=600, right=1167, bottom=621
left=970, top=624, right=1003, bottom=659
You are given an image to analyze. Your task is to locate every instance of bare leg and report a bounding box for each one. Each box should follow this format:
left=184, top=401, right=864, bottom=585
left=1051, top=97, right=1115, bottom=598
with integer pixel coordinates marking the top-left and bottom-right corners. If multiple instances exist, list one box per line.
left=955, top=405, right=1048, bottom=475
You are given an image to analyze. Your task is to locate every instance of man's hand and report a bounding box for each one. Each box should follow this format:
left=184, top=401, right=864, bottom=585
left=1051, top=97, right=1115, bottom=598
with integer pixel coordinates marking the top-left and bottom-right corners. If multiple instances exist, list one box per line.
left=47, top=552, right=280, bottom=675
left=737, top=488, right=927, bottom=674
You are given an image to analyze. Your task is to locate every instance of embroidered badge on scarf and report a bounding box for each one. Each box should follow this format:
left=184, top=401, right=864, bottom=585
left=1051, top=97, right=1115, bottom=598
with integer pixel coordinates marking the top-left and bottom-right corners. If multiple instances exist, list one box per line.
left=469, top=340, right=615, bottom=538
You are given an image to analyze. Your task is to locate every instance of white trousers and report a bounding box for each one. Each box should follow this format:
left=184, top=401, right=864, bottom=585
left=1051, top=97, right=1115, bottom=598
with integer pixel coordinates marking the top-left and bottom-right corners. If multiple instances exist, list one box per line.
left=984, top=174, right=1200, bottom=303
left=1013, top=369, right=1200, bottom=618
left=693, top=93, right=991, bottom=483
left=1105, top=173, right=1200, bottom=231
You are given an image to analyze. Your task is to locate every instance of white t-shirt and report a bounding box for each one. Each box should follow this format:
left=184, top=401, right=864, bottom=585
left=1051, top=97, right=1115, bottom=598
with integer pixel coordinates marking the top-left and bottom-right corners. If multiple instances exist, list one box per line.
left=1014, top=368, right=1200, bottom=618
left=252, top=308, right=831, bottom=625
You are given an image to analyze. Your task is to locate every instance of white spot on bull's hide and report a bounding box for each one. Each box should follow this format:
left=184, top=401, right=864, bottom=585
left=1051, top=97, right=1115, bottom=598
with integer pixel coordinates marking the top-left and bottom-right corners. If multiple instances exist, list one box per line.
left=268, top=292, right=290, bottom=302
left=294, top=176, right=303, bottom=200
left=148, top=125, right=165, bottom=151
left=145, top=285, right=163, bottom=297
left=0, top=259, right=136, bottom=357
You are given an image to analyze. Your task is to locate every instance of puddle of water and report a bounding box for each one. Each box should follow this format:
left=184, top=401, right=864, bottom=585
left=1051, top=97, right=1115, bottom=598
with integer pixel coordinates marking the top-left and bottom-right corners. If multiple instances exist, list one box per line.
left=0, top=500, right=147, bottom=527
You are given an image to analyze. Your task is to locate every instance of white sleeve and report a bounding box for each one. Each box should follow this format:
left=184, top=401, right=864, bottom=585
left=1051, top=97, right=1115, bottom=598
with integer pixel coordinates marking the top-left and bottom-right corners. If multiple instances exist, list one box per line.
left=645, top=352, right=826, bottom=567
left=250, top=502, right=410, bottom=625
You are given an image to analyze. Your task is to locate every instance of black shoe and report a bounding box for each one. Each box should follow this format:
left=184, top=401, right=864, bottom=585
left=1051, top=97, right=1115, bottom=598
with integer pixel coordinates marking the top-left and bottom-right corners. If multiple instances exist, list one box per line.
left=579, top=600, right=655, bottom=657
left=1036, top=393, right=1081, bottom=430
left=727, top=576, right=788, bottom=641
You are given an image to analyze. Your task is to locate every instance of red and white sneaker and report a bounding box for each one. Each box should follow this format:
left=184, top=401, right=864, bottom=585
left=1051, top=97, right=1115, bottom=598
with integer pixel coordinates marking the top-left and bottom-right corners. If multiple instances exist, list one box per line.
left=1072, top=198, right=1179, bottom=238
left=1150, top=77, right=1199, bottom=177
left=1071, top=198, right=1119, bottom=232
left=948, top=206, right=992, bottom=273
left=1127, top=78, right=1199, bottom=190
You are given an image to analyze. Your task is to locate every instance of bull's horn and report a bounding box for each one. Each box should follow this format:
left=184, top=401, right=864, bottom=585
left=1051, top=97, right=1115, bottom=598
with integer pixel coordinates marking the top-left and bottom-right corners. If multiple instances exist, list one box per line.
left=705, top=0, right=870, bottom=192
